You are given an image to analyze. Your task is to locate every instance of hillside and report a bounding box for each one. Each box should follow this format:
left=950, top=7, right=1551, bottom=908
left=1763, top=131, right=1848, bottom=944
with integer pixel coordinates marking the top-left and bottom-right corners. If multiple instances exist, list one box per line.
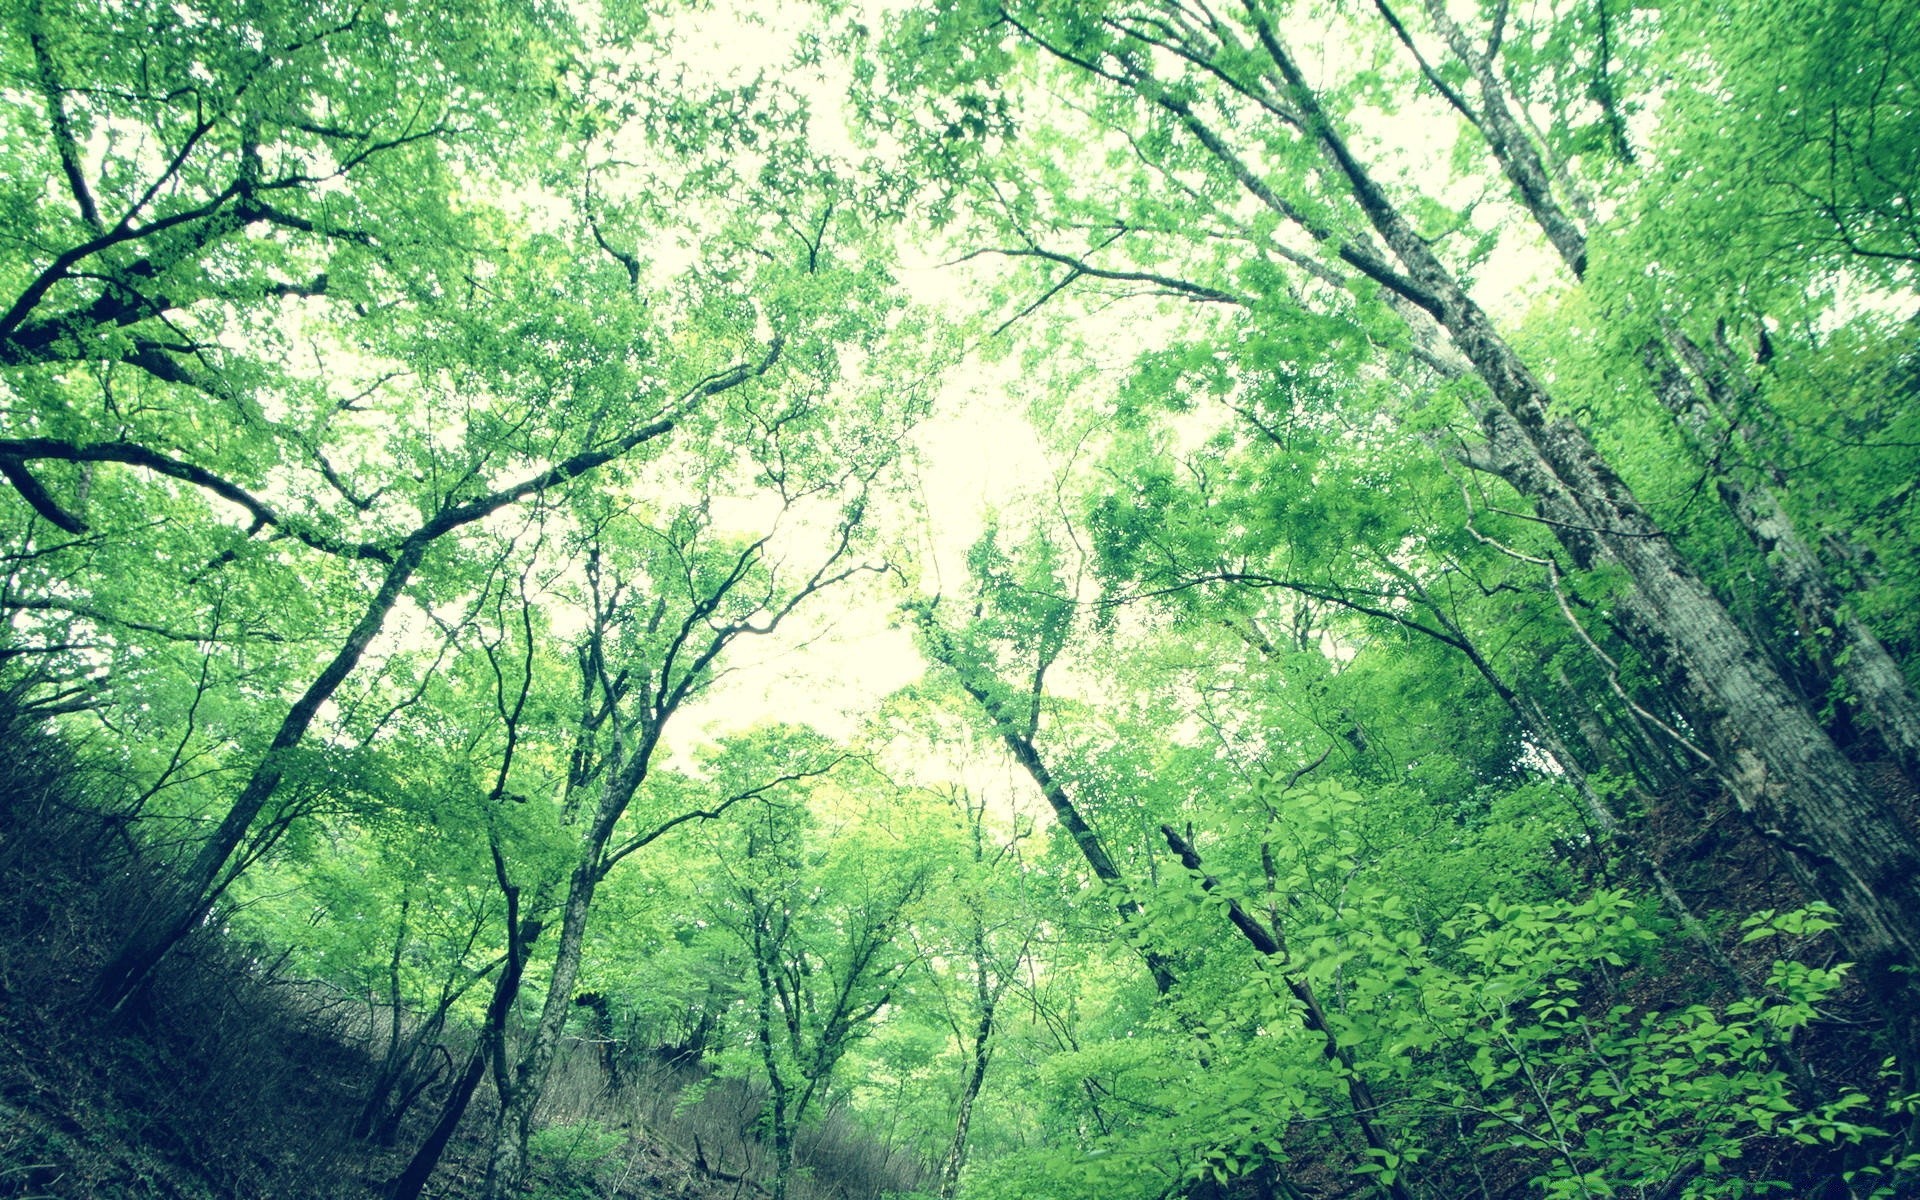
left=0, top=691, right=925, bottom=1200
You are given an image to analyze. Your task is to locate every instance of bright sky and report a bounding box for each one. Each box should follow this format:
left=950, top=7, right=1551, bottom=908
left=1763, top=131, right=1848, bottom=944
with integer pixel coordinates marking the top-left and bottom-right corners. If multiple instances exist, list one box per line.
left=640, top=0, right=1564, bottom=752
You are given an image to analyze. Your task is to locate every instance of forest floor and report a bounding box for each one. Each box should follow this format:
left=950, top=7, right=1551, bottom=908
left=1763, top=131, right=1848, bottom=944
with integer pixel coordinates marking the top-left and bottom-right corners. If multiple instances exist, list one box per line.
left=0, top=708, right=923, bottom=1200
left=4, top=704, right=1914, bottom=1199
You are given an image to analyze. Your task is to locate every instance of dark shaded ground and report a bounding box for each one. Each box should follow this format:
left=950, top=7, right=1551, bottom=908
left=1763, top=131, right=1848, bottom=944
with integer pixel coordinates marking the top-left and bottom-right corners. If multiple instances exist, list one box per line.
left=0, top=693, right=925, bottom=1200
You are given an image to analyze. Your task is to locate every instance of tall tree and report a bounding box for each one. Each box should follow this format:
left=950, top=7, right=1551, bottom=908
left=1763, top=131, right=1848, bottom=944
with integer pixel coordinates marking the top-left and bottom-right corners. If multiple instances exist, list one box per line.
left=866, top=0, right=1920, bottom=1071
left=909, top=524, right=1180, bottom=994
left=706, top=768, right=934, bottom=1200
left=476, top=483, right=890, bottom=1198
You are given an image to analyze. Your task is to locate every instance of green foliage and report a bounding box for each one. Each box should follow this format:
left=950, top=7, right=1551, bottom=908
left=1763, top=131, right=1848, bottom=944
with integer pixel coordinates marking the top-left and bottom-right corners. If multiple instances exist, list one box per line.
left=5, top=3, right=1920, bottom=1199
left=524, top=1121, right=629, bottom=1200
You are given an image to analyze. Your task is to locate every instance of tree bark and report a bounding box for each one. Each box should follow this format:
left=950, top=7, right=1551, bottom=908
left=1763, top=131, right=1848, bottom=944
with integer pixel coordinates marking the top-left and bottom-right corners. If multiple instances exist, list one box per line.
left=1377, top=0, right=1920, bottom=795
left=390, top=894, right=542, bottom=1200
left=938, top=920, right=998, bottom=1200
left=1647, top=335, right=1920, bottom=791
left=1230, top=7, right=1920, bottom=1056
left=481, top=780, right=629, bottom=1200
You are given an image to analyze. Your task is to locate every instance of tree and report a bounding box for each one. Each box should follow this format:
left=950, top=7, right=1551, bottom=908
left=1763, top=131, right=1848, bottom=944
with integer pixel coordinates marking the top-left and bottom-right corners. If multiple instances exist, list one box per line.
left=921, top=785, right=1034, bottom=1199
left=865, top=0, right=1920, bottom=1075
left=909, top=522, right=1180, bottom=994
left=2, top=0, right=827, bottom=1009
left=706, top=763, right=934, bottom=1200
left=474, top=483, right=890, bottom=1198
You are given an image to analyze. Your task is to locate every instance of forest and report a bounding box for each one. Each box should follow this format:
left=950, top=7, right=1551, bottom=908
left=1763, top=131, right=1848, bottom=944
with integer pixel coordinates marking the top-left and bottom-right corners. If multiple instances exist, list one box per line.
left=1, top=1, right=1917, bottom=1198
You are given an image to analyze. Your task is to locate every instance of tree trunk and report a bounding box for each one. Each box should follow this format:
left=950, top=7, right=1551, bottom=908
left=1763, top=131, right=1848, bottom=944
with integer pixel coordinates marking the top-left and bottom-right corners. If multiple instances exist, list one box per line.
left=938, top=986, right=995, bottom=1199
left=482, top=854, right=603, bottom=1200
left=1238, top=14, right=1920, bottom=1056
left=390, top=901, right=541, bottom=1200
left=1161, top=825, right=1419, bottom=1200
left=753, top=907, right=797, bottom=1200
left=93, top=541, right=431, bottom=1011
left=916, top=610, right=1179, bottom=993
left=1646, top=335, right=1920, bottom=790
left=1386, top=0, right=1920, bottom=795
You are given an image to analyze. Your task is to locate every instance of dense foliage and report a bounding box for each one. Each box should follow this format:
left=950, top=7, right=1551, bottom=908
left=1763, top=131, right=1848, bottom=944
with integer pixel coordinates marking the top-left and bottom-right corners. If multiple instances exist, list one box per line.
left=2, top=1, right=1917, bottom=1198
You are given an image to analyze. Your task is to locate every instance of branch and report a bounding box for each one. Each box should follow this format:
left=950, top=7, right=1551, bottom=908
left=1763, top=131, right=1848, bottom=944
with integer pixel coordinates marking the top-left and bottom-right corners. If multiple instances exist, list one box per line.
left=27, top=3, right=103, bottom=231
left=601, top=757, right=847, bottom=874
left=957, top=245, right=1249, bottom=306
left=1372, top=0, right=1479, bottom=124
left=2, top=594, right=283, bottom=644
left=1109, top=569, right=1472, bottom=654
left=1160, top=823, right=1281, bottom=954
left=0, top=455, right=88, bottom=533
left=0, top=436, right=390, bottom=562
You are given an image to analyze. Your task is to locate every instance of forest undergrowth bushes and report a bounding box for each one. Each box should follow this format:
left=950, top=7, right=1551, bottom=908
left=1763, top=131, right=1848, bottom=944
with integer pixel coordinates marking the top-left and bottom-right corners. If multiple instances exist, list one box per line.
left=7, top=667, right=1920, bottom=1199
left=0, top=683, right=407, bottom=1198
left=1003, top=771, right=1920, bottom=1200
left=0, top=686, right=924, bottom=1200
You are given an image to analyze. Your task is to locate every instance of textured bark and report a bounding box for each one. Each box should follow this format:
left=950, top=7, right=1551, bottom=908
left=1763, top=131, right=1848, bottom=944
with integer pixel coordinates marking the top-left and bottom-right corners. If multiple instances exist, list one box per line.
left=937, top=1001, right=993, bottom=1200
left=753, top=912, right=798, bottom=1200
left=1649, top=336, right=1920, bottom=791
left=1227, top=2, right=1920, bottom=1052
left=390, top=894, right=542, bottom=1200
left=938, top=915, right=998, bottom=1200
left=1447, top=273, right=1920, bottom=1040
left=481, top=751, right=640, bottom=1200
left=1395, top=0, right=1593, bottom=272
left=1386, top=0, right=1920, bottom=795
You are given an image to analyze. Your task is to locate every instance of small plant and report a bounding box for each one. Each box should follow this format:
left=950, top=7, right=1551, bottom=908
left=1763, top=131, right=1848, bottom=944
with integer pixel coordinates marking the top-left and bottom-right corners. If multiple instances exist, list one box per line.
left=527, top=1119, right=627, bottom=1170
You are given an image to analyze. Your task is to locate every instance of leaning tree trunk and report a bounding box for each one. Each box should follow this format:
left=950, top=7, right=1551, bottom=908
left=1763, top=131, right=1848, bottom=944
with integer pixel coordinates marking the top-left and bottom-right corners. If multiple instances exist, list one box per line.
left=390, top=891, right=543, bottom=1200
left=1228, top=8, right=1920, bottom=1060
left=915, top=609, right=1180, bottom=994
left=1162, top=826, right=1421, bottom=1200
left=1645, top=334, right=1920, bottom=791
left=93, top=540, right=433, bottom=1012
left=89, top=344, right=775, bottom=1014
left=1385, top=0, right=1920, bottom=795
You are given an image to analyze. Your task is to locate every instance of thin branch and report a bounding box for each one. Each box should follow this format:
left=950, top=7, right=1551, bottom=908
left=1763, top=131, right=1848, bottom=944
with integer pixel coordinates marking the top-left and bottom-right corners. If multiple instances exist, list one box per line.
left=953, top=245, right=1248, bottom=306
left=600, top=757, right=849, bottom=874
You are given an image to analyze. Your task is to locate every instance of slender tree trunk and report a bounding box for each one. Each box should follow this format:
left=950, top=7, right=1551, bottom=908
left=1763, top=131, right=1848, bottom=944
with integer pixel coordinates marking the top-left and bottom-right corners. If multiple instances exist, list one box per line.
left=391, top=899, right=541, bottom=1200
left=95, top=540, right=431, bottom=1010
left=938, top=942, right=997, bottom=1200
left=1162, top=826, right=1419, bottom=1200
left=482, top=849, right=605, bottom=1199
left=937, top=1011, right=991, bottom=1200
left=753, top=926, right=796, bottom=1200
left=916, top=611, right=1179, bottom=993
left=89, top=349, right=765, bottom=1014
left=390, top=1044, right=493, bottom=1200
